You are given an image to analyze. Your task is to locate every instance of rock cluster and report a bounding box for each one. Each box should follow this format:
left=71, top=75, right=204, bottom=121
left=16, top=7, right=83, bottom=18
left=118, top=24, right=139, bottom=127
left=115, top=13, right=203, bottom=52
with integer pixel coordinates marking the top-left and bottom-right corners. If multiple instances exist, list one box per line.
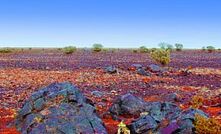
left=15, top=82, right=107, bottom=134
left=109, top=93, right=208, bottom=134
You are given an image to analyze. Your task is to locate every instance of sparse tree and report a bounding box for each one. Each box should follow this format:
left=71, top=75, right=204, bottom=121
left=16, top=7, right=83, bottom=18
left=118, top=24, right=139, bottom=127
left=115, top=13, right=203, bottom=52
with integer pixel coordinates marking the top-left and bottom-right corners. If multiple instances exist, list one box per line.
left=166, top=44, right=174, bottom=51
left=158, top=42, right=173, bottom=51
left=175, top=43, right=183, bottom=51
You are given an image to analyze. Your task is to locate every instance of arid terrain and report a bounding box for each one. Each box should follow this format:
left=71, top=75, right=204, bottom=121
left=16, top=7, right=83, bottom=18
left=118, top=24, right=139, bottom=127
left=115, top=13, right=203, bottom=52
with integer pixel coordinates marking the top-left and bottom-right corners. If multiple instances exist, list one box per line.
left=0, top=49, right=221, bottom=134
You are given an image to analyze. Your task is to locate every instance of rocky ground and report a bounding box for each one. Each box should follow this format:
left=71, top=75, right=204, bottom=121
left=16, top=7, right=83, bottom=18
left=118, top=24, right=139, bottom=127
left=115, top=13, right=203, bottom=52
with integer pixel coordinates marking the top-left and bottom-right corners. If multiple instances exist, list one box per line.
left=0, top=50, right=221, bottom=134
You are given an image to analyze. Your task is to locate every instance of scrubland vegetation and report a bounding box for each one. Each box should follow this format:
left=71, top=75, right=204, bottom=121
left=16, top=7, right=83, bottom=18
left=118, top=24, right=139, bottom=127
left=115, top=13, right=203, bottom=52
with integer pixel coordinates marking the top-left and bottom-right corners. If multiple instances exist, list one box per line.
left=0, top=43, right=221, bottom=134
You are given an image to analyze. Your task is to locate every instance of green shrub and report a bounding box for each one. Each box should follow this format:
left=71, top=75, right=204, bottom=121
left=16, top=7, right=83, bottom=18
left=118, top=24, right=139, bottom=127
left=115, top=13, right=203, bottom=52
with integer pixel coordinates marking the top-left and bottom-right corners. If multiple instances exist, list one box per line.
left=63, top=46, right=77, bottom=54
left=132, top=49, right=138, bottom=53
left=139, top=46, right=149, bottom=53
left=150, top=49, right=170, bottom=66
left=0, top=48, right=12, bottom=53
left=175, top=43, right=183, bottom=51
left=93, top=44, right=103, bottom=52
left=206, top=46, right=215, bottom=53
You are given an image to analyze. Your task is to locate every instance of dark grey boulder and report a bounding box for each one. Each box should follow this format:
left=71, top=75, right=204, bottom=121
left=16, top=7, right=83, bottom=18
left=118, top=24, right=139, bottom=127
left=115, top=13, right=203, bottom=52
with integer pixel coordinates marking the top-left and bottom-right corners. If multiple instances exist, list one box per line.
left=176, top=108, right=209, bottom=133
left=109, top=93, right=147, bottom=116
left=146, top=102, right=181, bottom=122
left=137, top=68, right=151, bottom=76
left=105, top=65, right=117, bottom=74
left=147, top=64, right=165, bottom=73
left=15, top=82, right=107, bottom=134
left=129, top=115, right=158, bottom=134
left=166, top=93, right=181, bottom=102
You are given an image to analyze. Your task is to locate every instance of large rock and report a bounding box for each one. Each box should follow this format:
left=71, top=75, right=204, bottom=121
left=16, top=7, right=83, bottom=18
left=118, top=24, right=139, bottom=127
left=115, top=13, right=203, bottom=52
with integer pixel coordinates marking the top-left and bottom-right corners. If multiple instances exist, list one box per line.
left=129, top=107, right=208, bottom=134
left=136, top=68, right=151, bottom=76
left=147, top=64, right=165, bottom=73
left=146, top=102, right=181, bottom=122
left=15, top=82, right=107, bottom=134
left=175, top=108, right=209, bottom=133
left=129, top=115, right=158, bottom=134
left=109, top=93, right=147, bottom=116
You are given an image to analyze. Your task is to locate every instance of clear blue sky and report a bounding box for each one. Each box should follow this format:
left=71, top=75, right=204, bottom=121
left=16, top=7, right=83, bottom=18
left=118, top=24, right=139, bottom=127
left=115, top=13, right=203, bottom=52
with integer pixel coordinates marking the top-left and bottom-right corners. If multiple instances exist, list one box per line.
left=0, top=0, right=220, bottom=48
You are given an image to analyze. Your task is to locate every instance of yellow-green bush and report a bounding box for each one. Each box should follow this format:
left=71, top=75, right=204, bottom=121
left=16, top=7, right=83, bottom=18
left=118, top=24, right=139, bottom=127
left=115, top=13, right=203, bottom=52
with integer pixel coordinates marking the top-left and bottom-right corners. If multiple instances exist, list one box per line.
left=191, top=95, right=204, bottom=109
left=194, top=114, right=221, bottom=134
left=150, top=49, right=170, bottom=66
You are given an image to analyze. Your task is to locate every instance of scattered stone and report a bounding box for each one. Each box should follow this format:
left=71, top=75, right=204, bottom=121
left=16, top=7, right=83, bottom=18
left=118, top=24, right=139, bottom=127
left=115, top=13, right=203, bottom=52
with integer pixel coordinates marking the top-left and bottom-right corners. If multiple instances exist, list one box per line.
left=136, top=68, right=151, bottom=76
left=105, top=65, right=117, bottom=74
left=91, top=90, right=104, bottom=98
left=45, top=66, right=50, bottom=70
left=147, top=64, right=165, bottom=73
left=15, top=82, right=107, bottom=134
left=131, top=64, right=143, bottom=69
left=147, top=64, right=162, bottom=73
left=166, top=93, right=181, bottom=102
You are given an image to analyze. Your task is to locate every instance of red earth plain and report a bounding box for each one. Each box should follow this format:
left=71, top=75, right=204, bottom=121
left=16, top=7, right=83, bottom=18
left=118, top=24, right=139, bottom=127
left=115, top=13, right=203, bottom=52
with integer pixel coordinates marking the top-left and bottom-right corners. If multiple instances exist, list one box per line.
left=0, top=49, right=221, bottom=134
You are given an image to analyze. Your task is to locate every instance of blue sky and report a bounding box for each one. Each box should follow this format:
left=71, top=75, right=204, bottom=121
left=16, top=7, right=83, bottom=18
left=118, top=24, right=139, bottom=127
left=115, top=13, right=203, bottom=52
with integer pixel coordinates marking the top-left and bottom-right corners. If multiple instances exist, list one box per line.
left=0, top=0, right=220, bottom=48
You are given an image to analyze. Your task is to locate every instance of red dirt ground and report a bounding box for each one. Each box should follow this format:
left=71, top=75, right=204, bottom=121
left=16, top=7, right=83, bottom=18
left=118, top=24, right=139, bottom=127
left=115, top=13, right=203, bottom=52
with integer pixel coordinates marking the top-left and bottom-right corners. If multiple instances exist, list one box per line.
left=0, top=50, right=220, bottom=134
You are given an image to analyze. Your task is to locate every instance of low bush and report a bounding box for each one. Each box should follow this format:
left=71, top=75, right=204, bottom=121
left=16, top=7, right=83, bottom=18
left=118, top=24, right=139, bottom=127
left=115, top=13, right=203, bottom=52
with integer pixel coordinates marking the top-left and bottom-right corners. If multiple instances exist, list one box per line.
left=139, top=46, right=149, bottom=53
left=63, top=46, right=77, bottom=54
left=132, top=49, right=138, bottom=53
left=191, top=95, right=204, bottom=109
left=0, top=48, right=12, bottom=53
left=150, top=49, right=170, bottom=66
